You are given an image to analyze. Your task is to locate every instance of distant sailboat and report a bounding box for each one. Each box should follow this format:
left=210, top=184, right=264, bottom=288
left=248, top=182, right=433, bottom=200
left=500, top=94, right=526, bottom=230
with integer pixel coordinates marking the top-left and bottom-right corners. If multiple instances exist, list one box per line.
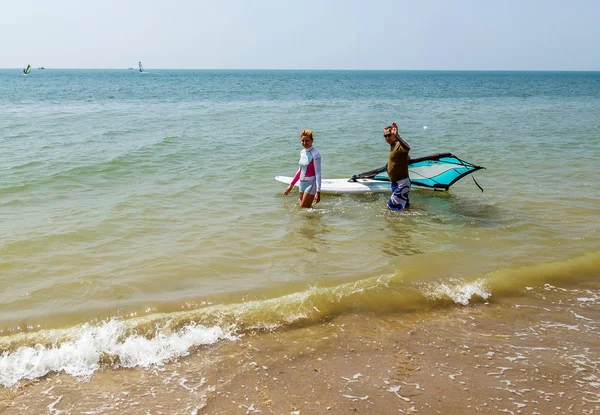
left=138, top=61, right=144, bottom=73
left=23, top=64, right=31, bottom=75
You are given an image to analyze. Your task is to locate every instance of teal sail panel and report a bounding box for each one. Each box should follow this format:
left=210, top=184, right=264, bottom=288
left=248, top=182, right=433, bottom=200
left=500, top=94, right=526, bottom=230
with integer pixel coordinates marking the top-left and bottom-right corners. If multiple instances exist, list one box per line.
left=358, top=153, right=485, bottom=191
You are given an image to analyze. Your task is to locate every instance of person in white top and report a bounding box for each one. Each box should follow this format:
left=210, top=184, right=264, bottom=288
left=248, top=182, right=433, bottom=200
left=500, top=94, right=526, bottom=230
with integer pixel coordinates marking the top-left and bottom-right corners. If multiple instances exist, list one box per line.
left=284, top=129, right=322, bottom=208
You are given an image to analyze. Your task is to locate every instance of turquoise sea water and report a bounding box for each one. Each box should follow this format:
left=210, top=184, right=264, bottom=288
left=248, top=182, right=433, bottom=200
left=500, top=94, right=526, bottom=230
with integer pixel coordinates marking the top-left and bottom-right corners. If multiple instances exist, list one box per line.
left=1, top=69, right=599, bottom=387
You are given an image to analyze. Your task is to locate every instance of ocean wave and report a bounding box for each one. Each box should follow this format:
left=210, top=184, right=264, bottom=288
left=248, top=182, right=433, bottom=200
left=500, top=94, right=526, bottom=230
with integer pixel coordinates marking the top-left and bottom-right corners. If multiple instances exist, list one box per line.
left=0, top=320, right=234, bottom=388
left=1, top=250, right=598, bottom=387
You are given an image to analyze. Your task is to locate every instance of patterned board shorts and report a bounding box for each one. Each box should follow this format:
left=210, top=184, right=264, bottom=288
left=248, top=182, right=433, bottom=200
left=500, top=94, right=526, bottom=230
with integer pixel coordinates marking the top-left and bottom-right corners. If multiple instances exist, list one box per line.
left=387, top=178, right=411, bottom=211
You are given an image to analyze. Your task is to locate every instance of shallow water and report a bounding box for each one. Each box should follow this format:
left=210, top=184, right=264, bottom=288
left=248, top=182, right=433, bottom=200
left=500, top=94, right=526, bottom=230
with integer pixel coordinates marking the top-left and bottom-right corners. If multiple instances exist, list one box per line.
left=0, top=69, right=599, bottom=387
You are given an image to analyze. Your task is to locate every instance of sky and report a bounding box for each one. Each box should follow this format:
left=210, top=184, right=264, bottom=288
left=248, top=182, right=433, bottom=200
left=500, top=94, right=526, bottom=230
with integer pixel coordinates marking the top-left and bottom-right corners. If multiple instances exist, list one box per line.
left=1, top=0, right=599, bottom=70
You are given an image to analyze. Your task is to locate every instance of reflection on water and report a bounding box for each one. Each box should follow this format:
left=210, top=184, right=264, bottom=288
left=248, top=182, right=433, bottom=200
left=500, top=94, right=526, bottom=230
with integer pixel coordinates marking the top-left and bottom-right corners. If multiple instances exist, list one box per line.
left=379, top=211, right=421, bottom=257
left=296, top=210, right=330, bottom=255
left=415, top=190, right=502, bottom=222
left=297, top=211, right=327, bottom=241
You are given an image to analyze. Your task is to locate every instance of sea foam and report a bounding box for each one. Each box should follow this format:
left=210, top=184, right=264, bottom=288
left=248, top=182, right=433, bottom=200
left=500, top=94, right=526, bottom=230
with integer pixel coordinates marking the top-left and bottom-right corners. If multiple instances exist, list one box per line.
left=422, top=278, right=491, bottom=305
left=0, top=319, right=234, bottom=388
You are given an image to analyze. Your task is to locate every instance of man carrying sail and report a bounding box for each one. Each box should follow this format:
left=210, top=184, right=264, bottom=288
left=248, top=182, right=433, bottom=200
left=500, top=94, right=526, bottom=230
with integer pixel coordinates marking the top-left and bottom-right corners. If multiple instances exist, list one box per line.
left=384, top=122, right=411, bottom=210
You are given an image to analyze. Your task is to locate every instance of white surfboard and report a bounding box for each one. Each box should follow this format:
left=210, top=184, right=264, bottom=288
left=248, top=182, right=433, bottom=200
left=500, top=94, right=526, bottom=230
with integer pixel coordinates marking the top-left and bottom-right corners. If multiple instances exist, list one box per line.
left=276, top=176, right=391, bottom=194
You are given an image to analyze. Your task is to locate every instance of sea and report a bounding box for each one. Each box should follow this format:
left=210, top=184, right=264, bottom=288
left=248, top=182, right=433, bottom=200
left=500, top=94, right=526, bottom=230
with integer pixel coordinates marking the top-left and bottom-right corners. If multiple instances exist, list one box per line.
left=1, top=69, right=599, bottom=410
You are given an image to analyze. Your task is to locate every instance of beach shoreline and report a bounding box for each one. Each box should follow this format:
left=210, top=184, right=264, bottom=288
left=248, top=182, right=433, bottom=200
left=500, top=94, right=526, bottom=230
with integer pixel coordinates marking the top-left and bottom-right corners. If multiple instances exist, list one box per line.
left=2, top=285, right=599, bottom=415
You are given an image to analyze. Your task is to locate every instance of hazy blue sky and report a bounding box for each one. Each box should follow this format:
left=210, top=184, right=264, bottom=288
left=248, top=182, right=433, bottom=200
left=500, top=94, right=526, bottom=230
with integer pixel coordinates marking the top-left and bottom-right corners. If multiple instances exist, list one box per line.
left=2, top=0, right=599, bottom=70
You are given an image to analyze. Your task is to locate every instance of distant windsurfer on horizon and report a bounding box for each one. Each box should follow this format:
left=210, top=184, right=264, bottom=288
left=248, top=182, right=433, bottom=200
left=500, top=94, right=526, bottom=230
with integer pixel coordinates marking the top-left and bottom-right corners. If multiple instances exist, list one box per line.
left=384, top=122, right=411, bottom=210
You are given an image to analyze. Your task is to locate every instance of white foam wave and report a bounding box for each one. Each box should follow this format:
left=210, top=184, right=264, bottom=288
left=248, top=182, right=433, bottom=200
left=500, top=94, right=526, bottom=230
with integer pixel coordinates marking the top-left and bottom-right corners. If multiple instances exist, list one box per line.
left=0, top=319, right=235, bottom=388
left=422, top=278, right=491, bottom=305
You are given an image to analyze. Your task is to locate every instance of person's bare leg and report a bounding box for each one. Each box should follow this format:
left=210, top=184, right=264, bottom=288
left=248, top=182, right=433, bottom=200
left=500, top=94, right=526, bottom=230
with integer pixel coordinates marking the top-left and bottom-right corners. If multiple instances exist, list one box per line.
left=300, top=192, right=315, bottom=208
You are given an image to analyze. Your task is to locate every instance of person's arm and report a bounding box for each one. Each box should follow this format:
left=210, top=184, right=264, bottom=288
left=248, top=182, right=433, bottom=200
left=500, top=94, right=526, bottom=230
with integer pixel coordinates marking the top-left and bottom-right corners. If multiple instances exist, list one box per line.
left=314, top=155, right=322, bottom=204
left=391, top=122, right=411, bottom=150
left=397, top=135, right=411, bottom=151
left=285, top=167, right=301, bottom=195
left=314, top=156, right=322, bottom=193
left=290, top=167, right=301, bottom=186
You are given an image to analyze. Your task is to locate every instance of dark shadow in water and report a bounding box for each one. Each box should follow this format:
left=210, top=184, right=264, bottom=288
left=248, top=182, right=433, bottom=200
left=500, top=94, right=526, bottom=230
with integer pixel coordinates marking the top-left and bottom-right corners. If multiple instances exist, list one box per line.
left=411, top=190, right=508, bottom=228
left=375, top=188, right=507, bottom=258
left=296, top=211, right=330, bottom=252
left=379, top=212, right=423, bottom=257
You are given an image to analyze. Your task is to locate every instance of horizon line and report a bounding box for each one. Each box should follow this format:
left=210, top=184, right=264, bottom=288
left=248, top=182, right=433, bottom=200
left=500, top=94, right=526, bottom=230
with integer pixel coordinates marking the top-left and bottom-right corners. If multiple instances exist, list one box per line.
left=2, top=67, right=600, bottom=72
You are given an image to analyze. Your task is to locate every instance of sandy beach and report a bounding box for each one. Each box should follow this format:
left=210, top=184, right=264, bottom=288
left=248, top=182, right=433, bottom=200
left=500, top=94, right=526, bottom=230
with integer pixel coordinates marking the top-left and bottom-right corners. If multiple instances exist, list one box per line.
left=2, top=282, right=599, bottom=415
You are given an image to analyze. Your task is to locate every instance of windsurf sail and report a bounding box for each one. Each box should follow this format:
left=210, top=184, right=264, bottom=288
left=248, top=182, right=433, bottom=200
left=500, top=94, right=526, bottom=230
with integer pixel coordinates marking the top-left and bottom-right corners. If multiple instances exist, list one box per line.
left=138, top=61, right=144, bottom=72
left=23, top=64, right=31, bottom=75
left=352, top=153, right=485, bottom=191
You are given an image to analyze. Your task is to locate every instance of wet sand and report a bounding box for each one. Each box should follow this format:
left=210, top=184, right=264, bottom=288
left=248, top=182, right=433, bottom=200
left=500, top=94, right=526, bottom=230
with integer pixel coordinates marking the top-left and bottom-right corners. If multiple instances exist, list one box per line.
left=2, top=284, right=599, bottom=414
